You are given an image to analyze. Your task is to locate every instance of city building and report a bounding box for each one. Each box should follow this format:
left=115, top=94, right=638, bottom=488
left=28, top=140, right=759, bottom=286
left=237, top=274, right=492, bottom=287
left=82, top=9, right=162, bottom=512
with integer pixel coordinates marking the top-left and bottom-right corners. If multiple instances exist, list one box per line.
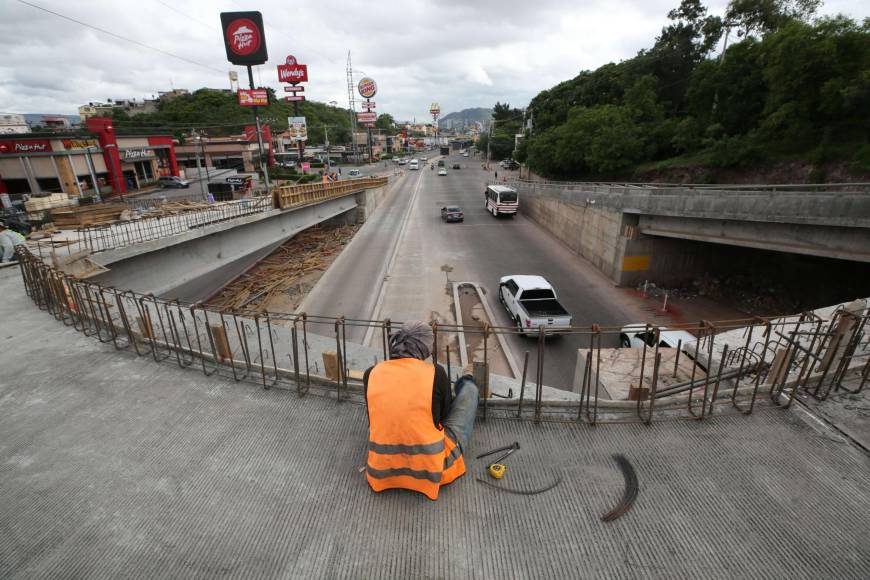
left=41, top=116, right=73, bottom=130
left=0, top=117, right=179, bottom=197
left=0, top=114, right=29, bottom=134
left=174, top=125, right=274, bottom=174
left=78, top=97, right=159, bottom=122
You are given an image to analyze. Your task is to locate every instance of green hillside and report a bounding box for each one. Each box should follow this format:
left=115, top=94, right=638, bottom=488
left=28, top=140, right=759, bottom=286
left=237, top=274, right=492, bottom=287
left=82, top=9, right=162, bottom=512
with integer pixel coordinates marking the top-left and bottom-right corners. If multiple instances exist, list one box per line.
left=107, top=88, right=355, bottom=144
left=520, top=0, right=870, bottom=182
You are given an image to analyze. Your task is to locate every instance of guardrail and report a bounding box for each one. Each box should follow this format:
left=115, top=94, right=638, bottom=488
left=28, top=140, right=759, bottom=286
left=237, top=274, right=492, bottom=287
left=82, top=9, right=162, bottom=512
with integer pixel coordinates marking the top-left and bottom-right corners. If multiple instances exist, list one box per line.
left=74, top=176, right=391, bottom=254
left=15, top=246, right=869, bottom=425
left=272, top=176, right=389, bottom=209
left=508, top=178, right=870, bottom=193
left=78, top=196, right=273, bottom=253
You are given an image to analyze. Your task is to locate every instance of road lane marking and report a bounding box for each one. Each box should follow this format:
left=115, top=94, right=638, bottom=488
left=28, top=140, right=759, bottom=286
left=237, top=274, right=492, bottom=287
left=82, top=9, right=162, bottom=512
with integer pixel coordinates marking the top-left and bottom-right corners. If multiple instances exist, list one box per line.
left=362, top=167, right=427, bottom=346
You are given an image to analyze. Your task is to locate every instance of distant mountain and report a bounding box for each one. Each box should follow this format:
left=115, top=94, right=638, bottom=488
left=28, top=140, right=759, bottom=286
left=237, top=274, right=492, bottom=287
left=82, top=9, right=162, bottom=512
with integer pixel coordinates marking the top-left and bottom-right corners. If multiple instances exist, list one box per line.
left=438, top=107, right=492, bottom=130
left=23, top=114, right=81, bottom=127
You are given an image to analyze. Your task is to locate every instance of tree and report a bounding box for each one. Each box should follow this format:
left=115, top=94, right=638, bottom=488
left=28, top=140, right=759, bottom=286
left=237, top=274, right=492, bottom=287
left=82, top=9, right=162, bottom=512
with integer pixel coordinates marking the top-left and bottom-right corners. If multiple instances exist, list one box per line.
left=726, top=0, right=821, bottom=38
left=376, top=113, right=396, bottom=132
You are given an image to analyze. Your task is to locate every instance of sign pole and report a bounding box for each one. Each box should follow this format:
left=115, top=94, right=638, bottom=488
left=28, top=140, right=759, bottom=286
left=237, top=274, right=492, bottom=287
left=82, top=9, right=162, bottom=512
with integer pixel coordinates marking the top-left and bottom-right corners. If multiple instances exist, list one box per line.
left=293, top=95, right=303, bottom=169
left=247, top=65, right=270, bottom=191
left=366, top=98, right=373, bottom=163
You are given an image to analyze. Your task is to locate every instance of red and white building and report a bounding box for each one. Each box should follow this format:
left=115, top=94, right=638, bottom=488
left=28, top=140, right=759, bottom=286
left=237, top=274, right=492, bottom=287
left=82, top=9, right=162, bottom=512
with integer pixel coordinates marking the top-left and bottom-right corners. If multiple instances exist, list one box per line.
left=0, top=118, right=179, bottom=198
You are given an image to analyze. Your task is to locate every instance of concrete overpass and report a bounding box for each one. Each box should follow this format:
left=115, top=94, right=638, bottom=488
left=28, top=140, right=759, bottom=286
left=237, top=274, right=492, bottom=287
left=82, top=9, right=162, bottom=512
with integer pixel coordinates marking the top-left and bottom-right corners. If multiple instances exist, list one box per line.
left=514, top=180, right=870, bottom=286
left=88, top=176, right=394, bottom=301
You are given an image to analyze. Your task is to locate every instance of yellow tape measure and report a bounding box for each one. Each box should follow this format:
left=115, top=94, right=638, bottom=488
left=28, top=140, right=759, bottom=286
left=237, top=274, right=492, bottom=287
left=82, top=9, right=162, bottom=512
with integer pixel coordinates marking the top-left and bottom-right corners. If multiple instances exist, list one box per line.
left=488, top=463, right=506, bottom=479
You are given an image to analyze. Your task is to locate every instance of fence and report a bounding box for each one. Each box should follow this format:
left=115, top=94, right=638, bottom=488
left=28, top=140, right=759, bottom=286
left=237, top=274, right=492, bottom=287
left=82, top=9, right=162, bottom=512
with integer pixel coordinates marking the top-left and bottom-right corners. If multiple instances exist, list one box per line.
left=76, top=176, right=389, bottom=253
left=78, top=196, right=273, bottom=252
left=15, top=246, right=869, bottom=425
left=272, top=176, right=389, bottom=209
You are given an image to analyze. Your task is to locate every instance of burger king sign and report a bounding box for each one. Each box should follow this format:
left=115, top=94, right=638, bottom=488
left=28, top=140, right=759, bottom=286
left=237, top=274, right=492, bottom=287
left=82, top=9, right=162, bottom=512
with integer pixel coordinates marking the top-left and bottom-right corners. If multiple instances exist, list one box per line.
left=357, top=77, right=377, bottom=99
left=220, top=12, right=268, bottom=65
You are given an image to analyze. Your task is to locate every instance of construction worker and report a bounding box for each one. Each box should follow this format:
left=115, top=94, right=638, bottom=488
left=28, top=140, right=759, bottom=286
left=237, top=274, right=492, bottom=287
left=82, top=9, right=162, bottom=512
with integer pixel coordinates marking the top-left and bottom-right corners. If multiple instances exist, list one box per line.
left=364, top=321, right=479, bottom=500
left=0, top=220, right=26, bottom=262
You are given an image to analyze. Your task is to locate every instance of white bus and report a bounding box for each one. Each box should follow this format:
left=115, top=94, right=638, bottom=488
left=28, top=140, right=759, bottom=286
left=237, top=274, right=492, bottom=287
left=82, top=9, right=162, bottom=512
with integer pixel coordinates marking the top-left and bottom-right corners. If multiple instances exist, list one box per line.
left=485, top=184, right=518, bottom=217
left=409, top=159, right=419, bottom=170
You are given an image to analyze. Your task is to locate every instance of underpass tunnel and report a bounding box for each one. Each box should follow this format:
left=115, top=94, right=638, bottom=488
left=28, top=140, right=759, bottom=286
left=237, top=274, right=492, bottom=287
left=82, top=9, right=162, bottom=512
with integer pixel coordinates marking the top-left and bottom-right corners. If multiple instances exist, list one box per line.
left=621, top=232, right=870, bottom=315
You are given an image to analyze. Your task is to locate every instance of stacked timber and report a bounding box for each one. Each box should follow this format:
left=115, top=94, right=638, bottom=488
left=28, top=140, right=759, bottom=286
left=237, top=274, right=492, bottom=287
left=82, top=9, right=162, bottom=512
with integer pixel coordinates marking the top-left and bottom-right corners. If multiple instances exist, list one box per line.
left=49, top=204, right=125, bottom=228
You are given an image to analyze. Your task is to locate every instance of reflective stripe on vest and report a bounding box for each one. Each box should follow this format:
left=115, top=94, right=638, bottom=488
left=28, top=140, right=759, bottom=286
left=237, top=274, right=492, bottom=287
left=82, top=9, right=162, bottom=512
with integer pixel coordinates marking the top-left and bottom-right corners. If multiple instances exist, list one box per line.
left=366, top=358, right=466, bottom=500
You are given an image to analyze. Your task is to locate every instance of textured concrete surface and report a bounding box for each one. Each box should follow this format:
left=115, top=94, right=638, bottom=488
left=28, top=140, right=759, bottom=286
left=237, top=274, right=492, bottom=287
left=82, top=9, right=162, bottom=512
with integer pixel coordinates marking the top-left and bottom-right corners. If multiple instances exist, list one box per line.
left=2, top=268, right=870, bottom=579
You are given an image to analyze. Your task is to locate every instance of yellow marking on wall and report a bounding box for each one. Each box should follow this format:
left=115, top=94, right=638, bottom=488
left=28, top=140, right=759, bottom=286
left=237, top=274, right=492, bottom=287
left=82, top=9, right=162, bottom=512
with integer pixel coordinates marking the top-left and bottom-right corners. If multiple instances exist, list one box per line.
left=622, top=255, right=650, bottom=272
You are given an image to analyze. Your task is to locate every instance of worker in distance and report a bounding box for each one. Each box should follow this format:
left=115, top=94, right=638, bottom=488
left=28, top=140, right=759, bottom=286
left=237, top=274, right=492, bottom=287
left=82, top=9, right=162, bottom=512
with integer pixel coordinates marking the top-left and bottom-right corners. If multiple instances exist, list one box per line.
left=363, top=321, right=478, bottom=500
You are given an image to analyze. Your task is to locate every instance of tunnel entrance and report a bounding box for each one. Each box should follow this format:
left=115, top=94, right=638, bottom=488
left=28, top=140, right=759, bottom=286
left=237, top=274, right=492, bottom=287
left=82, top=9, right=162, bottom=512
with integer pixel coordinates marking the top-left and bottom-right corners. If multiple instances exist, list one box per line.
left=637, top=237, right=870, bottom=316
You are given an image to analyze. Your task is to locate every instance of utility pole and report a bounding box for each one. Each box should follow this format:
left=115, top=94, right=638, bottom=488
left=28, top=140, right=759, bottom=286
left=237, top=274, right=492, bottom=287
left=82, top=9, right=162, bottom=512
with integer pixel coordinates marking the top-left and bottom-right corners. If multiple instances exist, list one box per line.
left=346, top=51, right=359, bottom=165
left=324, top=126, right=329, bottom=172
left=246, top=65, right=270, bottom=191
left=191, top=128, right=205, bottom=200
left=198, top=132, right=211, bottom=184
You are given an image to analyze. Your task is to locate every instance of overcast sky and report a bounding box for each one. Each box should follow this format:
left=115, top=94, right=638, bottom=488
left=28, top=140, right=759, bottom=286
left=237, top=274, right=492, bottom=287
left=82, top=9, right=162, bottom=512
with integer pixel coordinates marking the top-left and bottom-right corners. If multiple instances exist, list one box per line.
left=1, top=0, right=867, bottom=122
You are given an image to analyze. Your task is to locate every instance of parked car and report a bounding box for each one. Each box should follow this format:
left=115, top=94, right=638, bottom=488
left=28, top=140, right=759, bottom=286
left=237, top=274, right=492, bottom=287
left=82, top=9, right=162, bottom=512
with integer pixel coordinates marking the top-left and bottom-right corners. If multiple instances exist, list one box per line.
left=452, top=163, right=461, bottom=170
left=499, top=275, right=573, bottom=336
left=348, top=169, right=361, bottom=177
left=438, top=168, right=448, bottom=176
left=440, top=205, right=464, bottom=222
left=159, top=175, right=190, bottom=188
left=619, top=324, right=697, bottom=350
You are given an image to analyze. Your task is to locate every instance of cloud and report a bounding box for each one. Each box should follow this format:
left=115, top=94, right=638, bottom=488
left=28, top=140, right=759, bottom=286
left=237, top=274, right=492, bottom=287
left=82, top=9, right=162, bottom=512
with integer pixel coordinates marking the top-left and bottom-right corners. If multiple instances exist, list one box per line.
left=1, top=0, right=867, bottom=121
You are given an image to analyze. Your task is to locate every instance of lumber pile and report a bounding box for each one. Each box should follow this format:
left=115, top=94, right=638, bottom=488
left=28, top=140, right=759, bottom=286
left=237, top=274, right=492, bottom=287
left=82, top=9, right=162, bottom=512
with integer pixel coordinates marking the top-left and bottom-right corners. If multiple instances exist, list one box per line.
left=207, top=225, right=358, bottom=314
left=50, top=204, right=124, bottom=228
left=25, top=193, right=76, bottom=213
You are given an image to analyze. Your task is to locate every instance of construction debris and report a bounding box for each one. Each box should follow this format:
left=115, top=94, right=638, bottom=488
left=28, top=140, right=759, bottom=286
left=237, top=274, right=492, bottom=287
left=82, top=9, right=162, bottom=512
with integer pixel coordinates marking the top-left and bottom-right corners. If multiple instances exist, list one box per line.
left=206, top=224, right=358, bottom=314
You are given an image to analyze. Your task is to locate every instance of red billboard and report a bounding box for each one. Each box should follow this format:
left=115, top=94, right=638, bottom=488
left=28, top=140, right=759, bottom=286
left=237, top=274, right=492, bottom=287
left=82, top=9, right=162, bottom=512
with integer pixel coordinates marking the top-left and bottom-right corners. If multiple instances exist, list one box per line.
left=220, top=11, right=268, bottom=65
left=238, top=89, right=269, bottom=106
left=0, top=139, right=53, bottom=154
left=356, top=112, right=377, bottom=123
left=278, top=63, right=308, bottom=84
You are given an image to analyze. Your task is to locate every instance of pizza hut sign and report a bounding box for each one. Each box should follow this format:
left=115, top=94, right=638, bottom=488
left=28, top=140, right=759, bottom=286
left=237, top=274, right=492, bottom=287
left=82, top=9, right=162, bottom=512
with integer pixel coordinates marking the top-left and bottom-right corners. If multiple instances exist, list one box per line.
left=0, top=139, right=53, bottom=154
left=220, top=12, right=268, bottom=65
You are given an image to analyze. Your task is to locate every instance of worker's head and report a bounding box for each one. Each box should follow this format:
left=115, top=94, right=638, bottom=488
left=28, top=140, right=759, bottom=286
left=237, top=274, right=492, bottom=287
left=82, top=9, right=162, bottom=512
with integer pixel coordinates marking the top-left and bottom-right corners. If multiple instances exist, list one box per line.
left=389, top=320, right=434, bottom=361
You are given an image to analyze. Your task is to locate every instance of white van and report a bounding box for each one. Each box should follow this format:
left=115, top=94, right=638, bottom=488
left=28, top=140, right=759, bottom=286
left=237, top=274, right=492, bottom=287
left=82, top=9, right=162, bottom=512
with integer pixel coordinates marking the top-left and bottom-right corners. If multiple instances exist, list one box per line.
left=409, top=159, right=419, bottom=170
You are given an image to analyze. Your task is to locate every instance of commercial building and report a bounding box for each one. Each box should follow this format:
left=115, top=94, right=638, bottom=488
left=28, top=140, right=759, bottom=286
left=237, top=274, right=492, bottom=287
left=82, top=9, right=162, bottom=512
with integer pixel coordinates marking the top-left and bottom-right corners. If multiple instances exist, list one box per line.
left=175, top=125, right=274, bottom=174
left=0, top=117, right=179, bottom=197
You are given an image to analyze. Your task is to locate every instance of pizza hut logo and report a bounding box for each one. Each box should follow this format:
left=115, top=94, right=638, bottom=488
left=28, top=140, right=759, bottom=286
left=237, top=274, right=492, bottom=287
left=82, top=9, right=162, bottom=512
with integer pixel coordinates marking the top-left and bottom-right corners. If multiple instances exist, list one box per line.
left=227, top=18, right=260, bottom=56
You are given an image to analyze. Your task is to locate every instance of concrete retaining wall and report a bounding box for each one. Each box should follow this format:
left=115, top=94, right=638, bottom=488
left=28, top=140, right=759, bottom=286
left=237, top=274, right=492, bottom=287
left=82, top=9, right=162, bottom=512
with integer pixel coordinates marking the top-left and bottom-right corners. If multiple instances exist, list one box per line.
left=522, top=195, right=628, bottom=282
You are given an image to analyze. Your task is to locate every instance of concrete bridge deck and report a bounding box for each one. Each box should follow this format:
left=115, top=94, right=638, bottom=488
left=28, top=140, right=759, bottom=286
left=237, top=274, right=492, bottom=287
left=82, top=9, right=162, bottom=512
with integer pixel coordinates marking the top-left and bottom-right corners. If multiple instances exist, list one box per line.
left=2, top=268, right=869, bottom=579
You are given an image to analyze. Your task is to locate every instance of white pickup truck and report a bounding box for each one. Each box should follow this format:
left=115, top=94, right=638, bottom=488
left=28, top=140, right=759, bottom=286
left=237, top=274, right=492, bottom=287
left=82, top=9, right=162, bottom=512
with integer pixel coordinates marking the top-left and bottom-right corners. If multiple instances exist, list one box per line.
left=498, top=275, right=573, bottom=336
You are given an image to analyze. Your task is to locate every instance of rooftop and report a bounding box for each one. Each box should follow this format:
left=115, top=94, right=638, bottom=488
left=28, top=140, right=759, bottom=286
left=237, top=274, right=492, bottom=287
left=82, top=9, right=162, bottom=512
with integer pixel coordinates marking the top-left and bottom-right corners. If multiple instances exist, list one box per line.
left=2, top=266, right=869, bottom=578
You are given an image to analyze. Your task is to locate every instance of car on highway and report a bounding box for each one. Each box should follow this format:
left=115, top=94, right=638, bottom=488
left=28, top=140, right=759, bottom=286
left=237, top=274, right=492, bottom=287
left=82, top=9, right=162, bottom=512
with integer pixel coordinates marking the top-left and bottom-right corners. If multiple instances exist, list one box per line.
left=398, top=158, right=408, bottom=165
left=452, top=163, right=461, bottom=170
left=499, top=275, right=573, bottom=336
left=462, top=152, right=469, bottom=157
left=437, top=159, right=445, bottom=167
left=619, top=324, right=697, bottom=350
left=159, top=175, right=190, bottom=188
left=440, top=205, right=464, bottom=222
left=438, top=168, right=447, bottom=176
left=421, top=156, right=428, bottom=162
left=409, top=159, right=419, bottom=170
left=348, top=169, right=361, bottom=177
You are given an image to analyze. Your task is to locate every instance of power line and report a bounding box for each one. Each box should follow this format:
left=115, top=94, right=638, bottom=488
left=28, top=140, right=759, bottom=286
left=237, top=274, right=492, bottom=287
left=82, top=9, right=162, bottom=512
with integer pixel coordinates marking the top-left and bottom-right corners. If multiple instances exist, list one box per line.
left=15, top=0, right=226, bottom=75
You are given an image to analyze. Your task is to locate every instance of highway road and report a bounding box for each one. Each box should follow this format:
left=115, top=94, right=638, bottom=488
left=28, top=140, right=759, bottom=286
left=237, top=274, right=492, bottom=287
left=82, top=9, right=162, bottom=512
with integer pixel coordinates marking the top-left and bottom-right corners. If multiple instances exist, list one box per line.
left=300, top=152, right=646, bottom=390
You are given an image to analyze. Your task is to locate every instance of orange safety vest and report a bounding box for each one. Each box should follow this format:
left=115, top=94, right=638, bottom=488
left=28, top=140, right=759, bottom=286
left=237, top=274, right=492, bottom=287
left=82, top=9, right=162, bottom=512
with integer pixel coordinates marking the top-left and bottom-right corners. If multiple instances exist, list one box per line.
left=366, top=358, right=466, bottom=500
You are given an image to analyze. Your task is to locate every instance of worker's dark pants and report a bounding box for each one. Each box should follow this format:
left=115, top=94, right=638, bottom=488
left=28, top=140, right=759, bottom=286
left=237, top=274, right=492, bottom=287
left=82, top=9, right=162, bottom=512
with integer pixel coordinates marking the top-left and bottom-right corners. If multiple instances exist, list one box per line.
left=444, top=378, right=478, bottom=454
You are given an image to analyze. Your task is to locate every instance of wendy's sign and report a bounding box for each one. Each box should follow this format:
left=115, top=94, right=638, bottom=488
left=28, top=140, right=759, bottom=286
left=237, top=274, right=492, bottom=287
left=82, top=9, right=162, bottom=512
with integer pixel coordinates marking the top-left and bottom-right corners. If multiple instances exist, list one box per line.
left=220, top=12, right=268, bottom=65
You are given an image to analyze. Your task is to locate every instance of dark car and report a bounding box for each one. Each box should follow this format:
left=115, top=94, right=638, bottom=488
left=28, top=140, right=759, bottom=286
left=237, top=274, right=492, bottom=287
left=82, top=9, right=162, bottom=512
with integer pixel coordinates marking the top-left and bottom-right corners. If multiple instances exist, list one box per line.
left=452, top=163, right=461, bottom=170
left=441, top=205, right=464, bottom=222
